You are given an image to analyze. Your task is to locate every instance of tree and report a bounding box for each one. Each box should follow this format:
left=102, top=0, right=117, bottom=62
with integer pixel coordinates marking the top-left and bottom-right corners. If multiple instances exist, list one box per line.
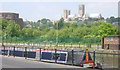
left=74, top=18, right=78, bottom=21
left=98, top=22, right=116, bottom=36
left=1, top=19, right=9, bottom=29
left=54, top=18, right=64, bottom=30
left=6, top=21, right=21, bottom=37
left=41, top=18, right=48, bottom=24
left=68, top=18, right=72, bottom=21
left=106, top=18, right=112, bottom=23
left=37, top=20, right=41, bottom=23
left=71, top=23, right=78, bottom=28
left=100, top=17, right=104, bottom=20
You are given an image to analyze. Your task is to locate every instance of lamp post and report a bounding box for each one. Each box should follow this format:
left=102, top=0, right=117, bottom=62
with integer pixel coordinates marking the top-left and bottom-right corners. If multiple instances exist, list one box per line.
left=56, top=21, right=58, bottom=48
left=4, top=27, right=7, bottom=46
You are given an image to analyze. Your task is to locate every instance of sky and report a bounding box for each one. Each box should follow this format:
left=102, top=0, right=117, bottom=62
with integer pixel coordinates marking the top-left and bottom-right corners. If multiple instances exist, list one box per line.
left=0, top=0, right=119, bottom=21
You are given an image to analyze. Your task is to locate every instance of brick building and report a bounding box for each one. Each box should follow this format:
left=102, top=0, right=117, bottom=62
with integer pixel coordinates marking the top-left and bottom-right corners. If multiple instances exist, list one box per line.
left=101, top=35, right=120, bottom=50
left=0, top=12, right=23, bottom=29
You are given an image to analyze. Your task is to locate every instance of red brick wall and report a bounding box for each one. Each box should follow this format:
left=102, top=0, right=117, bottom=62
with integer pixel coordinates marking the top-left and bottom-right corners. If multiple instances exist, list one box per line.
left=102, top=36, right=120, bottom=50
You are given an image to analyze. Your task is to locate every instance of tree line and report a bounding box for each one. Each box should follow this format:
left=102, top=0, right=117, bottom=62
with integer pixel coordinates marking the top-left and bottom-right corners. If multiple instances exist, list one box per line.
left=0, top=17, right=118, bottom=39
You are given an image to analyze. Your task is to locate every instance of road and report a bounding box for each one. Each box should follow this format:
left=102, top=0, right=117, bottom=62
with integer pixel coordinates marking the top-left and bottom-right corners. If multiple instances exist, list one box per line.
left=1, top=55, right=82, bottom=68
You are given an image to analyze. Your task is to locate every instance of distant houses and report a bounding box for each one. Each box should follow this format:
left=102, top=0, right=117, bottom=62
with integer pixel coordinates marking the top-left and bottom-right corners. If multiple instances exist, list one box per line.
left=26, top=24, right=32, bottom=27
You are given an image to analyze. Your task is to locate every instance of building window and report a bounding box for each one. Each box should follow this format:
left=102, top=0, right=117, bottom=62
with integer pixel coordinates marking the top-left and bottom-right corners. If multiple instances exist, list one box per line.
left=2, top=14, right=4, bottom=17
left=0, top=14, right=2, bottom=18
left=114, top=37, right=117, bottom=41
left=110, top=37, right=114, bottom=41
left=13, top=15, right=18, bottom=19
left=0, top=14, right=2, bottom=17
left=106, top=37, right=109, bottom=41
left=6, top=15, right=12, bottom=19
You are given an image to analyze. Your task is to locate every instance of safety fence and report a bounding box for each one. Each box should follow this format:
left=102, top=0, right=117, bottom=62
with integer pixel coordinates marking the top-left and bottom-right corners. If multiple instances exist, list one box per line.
left=2, top=37, right=101, bottom=44
left=1, top=46, right=120, bottom=69
left=89, top=50, right=120, bottom=69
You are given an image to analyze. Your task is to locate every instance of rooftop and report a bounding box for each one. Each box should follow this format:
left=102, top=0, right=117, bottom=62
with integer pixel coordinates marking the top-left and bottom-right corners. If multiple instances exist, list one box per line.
left=0, top=12, right=19, bottom=15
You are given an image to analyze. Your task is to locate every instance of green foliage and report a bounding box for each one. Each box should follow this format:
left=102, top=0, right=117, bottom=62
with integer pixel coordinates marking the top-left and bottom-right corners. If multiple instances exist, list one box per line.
left=1, top=19, right=9, bottom=29
left=98, top=22, right=116, bottom=36
left=2, top=18, right=118, bottom=44
left=4, top=37, right=101, bottom=44
left=6, top=21, right=21, bottom=37
left=68, top=18, right=72, bottom=21
left=54, top=18, right=64, bottom=30
left=41, top=18, right=48, bottom=24
left=74, top=18, right=79, bottom=21
left=23, top=18, right=53, bottom=28
left=106, top=16, right=118, bottom=23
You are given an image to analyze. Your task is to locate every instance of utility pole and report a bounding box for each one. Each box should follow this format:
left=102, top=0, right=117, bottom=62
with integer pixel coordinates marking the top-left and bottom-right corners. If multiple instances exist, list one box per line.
left=56, top=22, right=58, bottom=47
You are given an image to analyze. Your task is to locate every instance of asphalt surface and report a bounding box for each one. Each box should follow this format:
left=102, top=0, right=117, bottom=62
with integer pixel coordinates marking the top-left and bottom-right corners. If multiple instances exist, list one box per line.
left=1, top=55, right=82, bottom=68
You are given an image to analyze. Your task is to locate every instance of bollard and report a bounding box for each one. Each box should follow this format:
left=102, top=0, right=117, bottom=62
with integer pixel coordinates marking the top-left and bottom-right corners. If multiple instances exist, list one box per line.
left=93, top=50, right=95, bottom=69
left=72, top=49, right=74, bottom=65
left=55, top=49, right=57, bottom=63
left=39, top=47, right=41, bottom=61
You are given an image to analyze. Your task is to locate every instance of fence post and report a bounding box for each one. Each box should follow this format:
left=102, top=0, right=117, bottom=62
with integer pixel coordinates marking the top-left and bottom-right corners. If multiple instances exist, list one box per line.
left=55, top=48, right=57, bottom=63
left=71, top=42, right=72, bottom=48
left=39, top=47, right=41, bottom=61
left=25, top=47, right=27, bottom=59
left=50, top=42, right=52, bottom=47
left=13, top=46, right=15, bottom=57
left=93, top=50, right=95, bottom=69
left=64, top=42, right=65, bottom=47
left=90, top=43, right=91, bottom=48
left=3, top=44, right=5, bottom=56
left=97, top=44, right=99, bottom=49
left=56, top=43, right=58, bottom=47
left=8, top=46, right=10, bottom=57
left=79, top=42, right=80, bottom=48
left=72, top=49, right=74, bottom=65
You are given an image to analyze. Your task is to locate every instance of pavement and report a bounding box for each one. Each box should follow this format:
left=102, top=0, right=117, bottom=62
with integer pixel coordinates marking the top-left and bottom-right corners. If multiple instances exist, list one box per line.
left=1, top=55, right=83, bottom=68
left=1, top=43, right=102, bottom=48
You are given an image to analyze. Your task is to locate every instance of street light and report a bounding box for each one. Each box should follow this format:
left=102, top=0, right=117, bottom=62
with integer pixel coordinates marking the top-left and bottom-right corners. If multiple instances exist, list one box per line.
left=4, top=27, right=7, bottom=46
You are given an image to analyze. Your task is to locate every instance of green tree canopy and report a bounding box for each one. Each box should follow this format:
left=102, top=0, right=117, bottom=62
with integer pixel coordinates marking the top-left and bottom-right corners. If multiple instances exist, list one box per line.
left=98, top=22, right=116, bottom=36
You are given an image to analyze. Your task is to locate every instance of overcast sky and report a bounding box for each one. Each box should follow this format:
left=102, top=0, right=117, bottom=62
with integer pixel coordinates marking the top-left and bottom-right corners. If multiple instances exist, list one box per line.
left=0, top=0, right=119, bottom=21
